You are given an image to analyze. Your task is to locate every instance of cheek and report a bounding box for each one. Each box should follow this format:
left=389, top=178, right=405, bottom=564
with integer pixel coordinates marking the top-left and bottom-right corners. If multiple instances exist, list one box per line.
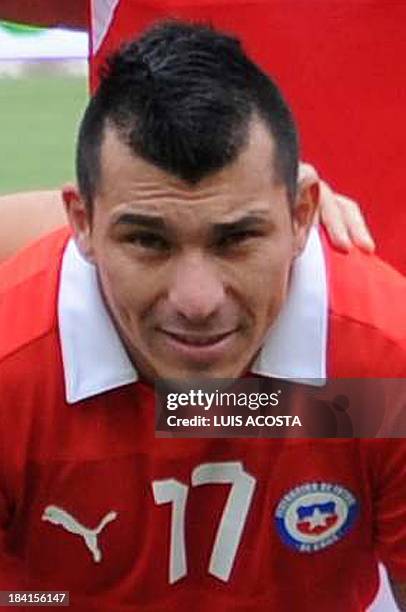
left=258, top=267, right=290, bottom=330
left=237, top=241, right=294, bottom=322
left=96, top=250, right=154, bottom=331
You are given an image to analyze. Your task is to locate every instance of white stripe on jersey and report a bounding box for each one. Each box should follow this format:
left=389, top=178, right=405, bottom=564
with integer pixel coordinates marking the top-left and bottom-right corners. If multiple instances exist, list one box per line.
left=90, top=0, right=120, bottom=54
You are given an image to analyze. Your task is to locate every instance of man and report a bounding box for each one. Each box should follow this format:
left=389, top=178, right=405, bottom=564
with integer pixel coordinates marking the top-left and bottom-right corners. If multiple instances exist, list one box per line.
left=0, top=22, right=405, bottom=610
left=1, top=0, right=405, bottom=272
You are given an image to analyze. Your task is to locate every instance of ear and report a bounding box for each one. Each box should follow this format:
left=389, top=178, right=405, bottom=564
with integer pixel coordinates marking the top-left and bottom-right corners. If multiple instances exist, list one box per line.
left=61, top=184, right=95, bottom=262
left=291, top=172, right=320, bottom=257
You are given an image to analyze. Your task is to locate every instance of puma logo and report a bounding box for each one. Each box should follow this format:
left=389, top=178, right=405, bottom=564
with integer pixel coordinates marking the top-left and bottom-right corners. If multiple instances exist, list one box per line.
left=42, top=505, right=118, bottom=563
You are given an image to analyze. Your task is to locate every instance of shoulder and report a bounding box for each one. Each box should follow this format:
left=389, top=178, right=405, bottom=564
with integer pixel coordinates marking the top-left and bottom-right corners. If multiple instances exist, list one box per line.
left=322, top=234, right=406, bottom=376
left=0, top=228, right=74, bottom=472
left=0, top=227, right=71, bottom=362
left=0, top=190, right=67, bottom=263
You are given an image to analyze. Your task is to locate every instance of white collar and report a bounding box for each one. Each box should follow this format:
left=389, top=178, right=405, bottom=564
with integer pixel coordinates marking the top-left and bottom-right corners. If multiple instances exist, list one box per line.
left=58, top=228, right=327, bottom=404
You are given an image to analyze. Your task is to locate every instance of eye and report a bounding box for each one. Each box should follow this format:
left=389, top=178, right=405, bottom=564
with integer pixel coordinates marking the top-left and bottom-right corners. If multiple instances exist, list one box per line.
left=128, top=231, right=170, bottom=252
left=217, top=230, right=261, bottom=250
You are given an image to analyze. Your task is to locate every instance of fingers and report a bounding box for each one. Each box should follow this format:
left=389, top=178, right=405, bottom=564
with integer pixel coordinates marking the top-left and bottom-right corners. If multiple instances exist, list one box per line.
left=299, top=162, right=376, bottom=254
left=319, top=180, right=375, bottom=254
left=298, top=162, right=319, bottom=185
left=318, top=180, right=352, bottom=251
left=335, top=194, right=376, bottom=253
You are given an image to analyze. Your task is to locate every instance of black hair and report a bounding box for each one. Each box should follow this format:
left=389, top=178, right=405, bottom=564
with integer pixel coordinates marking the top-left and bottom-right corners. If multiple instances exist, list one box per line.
left=76, top=20, right=299, bottom=211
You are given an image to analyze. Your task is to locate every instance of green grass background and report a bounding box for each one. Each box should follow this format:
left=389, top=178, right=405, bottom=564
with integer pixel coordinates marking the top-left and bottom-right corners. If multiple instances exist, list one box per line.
left=0, top=74, right=88, bottom=194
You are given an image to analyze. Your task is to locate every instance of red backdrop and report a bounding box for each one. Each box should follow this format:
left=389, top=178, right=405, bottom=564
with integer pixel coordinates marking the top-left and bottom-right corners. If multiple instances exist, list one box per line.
left=91, top=0, right=406, bottom=274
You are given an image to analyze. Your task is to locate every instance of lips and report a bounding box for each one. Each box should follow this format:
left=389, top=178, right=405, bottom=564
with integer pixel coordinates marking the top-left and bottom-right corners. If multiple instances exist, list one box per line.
left=162, top=331, right=233, bottom=346
left=158, top=328, right=237, bottom=363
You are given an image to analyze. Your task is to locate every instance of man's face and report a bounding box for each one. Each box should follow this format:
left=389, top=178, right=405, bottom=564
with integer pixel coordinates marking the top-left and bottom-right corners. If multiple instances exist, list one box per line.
left=67, top=120, right=316, bottom=381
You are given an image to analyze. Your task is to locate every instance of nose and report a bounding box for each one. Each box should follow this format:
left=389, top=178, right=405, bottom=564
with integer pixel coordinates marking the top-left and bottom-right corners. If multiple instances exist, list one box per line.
left=168, top=252, right=226, bottom=322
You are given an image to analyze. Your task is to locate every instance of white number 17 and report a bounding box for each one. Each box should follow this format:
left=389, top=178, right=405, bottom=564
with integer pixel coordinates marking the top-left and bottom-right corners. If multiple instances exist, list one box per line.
left=152, top=461, right=256, bottom=584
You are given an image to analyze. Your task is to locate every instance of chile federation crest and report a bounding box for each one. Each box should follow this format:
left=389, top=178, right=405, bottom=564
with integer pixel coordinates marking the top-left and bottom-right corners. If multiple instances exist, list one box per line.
left=275, top=482, right=359, bottom=553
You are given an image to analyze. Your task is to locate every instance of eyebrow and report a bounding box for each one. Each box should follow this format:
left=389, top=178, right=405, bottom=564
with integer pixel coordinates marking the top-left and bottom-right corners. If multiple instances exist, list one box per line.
left=112, top=212, right=269, bottom=233
left=212, top=214, right=268, bottom=234
left=112, top=213, right=166, bottom=231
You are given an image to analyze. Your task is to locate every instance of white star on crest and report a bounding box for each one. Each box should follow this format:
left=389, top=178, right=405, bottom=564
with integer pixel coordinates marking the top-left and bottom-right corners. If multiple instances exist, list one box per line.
left=305, top=508, right=331, bottom=530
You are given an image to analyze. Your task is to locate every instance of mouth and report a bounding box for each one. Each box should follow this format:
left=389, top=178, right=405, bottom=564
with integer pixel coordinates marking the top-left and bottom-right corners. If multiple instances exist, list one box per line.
left=159, top=329, right=238, bottom=362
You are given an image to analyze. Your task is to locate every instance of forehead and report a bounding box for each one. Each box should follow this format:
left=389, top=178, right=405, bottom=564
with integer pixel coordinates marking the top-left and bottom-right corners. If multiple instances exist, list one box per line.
left=96, top=121, right=286, bottom=221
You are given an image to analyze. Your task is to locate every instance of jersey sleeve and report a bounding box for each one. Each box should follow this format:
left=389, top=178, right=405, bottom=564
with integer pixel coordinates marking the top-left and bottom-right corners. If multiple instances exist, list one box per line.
left=372, top=439, right=406, bottom=581
left=0, top=451, right=29, bottom=588
left=0, top=377, right=28, bottom=588
left=0, top=490, right=28, bottom=588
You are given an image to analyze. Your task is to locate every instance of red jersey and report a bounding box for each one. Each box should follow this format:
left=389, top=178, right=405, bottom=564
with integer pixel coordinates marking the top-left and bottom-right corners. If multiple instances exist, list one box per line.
left=90, top=0, right=406, bottom=274
left=0, top=228, right=405, bottom=611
